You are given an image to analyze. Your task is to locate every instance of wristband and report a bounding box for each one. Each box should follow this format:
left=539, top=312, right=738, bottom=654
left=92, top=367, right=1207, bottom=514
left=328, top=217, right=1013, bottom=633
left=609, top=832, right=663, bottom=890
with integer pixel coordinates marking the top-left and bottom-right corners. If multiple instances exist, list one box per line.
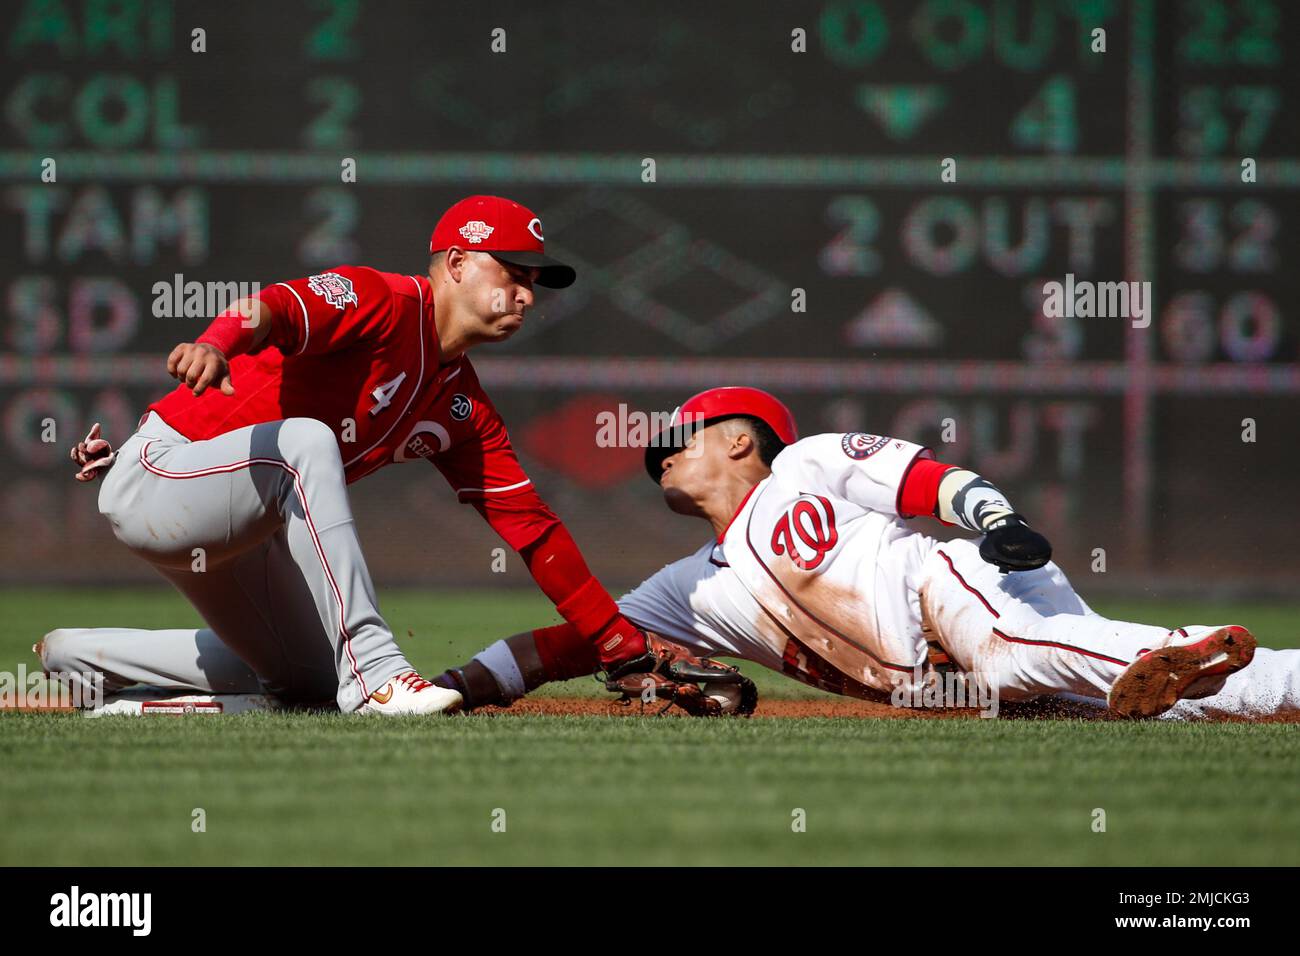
left=196, top=308, right=260, bottom=357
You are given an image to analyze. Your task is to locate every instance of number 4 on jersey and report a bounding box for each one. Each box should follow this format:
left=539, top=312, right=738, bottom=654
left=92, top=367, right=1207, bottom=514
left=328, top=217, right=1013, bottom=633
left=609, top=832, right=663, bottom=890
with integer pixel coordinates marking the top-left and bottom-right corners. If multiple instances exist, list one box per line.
left=369, top=372, right=406, bottom=416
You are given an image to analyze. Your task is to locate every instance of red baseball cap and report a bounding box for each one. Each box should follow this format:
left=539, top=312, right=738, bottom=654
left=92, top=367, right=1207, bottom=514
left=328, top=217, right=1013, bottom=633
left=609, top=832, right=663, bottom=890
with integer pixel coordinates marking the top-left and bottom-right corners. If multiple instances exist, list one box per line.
left=429, top=195, right=576, bottom=289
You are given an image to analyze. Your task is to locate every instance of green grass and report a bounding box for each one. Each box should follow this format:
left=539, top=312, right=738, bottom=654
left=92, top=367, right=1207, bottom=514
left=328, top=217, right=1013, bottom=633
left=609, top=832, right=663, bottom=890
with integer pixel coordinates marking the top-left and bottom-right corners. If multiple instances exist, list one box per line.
left=1, top=588, right=1298, bottom=865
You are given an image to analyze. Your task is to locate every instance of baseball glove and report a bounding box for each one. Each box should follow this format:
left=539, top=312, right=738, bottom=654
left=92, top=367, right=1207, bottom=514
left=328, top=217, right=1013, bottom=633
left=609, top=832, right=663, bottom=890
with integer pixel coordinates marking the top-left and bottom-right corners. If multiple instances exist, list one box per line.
left=603, top=633, right=758, bottom=717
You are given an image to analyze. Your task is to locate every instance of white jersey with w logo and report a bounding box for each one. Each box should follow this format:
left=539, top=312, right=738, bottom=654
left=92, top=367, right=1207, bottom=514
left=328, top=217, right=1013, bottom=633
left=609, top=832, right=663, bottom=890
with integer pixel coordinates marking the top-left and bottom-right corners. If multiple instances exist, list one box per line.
left=618, top=433, right=1300, bottom=719
left=620, top=433, right=937, bottom=696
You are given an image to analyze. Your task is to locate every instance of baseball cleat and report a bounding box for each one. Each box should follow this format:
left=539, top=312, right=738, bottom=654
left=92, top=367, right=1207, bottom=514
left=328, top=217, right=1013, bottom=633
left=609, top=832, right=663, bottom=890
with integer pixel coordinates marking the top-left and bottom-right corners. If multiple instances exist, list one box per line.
left=359, top=670, right=462, bottom=716
left=1107, top=625, right=1256, bottom=718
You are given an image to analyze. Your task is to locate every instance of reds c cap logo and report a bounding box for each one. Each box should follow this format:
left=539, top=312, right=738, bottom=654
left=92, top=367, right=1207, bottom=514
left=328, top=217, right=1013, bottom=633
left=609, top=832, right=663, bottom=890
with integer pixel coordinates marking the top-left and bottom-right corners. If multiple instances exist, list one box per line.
left=394, top=420, right=452, bottom=462
left=527, top=217, right=544, bottom=241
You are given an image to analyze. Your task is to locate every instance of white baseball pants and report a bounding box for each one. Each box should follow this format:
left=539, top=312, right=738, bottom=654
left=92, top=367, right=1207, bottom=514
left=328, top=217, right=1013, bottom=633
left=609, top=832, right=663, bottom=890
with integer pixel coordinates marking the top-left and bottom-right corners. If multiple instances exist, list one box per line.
left=919, top=539, right=1300, bottom=719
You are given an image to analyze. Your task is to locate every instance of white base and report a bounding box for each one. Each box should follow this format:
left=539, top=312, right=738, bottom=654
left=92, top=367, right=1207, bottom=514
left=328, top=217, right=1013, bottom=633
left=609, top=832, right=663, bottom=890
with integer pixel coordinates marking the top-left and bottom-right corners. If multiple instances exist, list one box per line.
left=85, top=690, right=279, bottom=718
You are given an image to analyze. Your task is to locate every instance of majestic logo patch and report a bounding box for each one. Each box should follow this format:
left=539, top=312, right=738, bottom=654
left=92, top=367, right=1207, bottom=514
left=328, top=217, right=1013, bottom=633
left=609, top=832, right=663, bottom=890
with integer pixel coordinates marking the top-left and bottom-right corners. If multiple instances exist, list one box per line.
left=841, top=432, right=889, bottom=459
left=307, top=272, right=358, bottom=308
left=526, top=217, right=544, bottom=241
left=459, top=220, right=495, bottom=244
left=450, top=394, right=473, bottom=421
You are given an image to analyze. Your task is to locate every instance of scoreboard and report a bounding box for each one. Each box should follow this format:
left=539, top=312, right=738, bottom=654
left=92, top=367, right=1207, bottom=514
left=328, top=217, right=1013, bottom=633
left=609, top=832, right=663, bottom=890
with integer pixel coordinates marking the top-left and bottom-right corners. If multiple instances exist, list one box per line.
left=1, top=0, right=1297, bottom=589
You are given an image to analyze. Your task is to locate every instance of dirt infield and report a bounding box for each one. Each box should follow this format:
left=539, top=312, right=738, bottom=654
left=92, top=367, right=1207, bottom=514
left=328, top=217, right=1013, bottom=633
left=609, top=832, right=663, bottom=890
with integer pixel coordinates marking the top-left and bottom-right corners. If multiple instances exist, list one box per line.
left=6, top=694, right=1297, bottom=722
left=486, top=695, right=1108, bottom=720
left=483, top=695, right=1300, bottom=723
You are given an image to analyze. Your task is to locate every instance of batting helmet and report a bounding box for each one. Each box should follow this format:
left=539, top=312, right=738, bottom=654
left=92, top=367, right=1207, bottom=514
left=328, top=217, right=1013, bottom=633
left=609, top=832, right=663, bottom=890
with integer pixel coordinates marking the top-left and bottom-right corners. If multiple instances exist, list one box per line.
left=644, top=386, right=798, bottom=482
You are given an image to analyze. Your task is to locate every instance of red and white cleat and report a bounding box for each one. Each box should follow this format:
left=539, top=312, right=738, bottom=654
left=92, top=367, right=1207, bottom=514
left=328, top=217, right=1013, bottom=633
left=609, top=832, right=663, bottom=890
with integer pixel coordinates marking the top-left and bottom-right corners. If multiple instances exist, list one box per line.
left=1108, top=625, right=1256, bottom=718
left=360, top=671, right=462, bottom=716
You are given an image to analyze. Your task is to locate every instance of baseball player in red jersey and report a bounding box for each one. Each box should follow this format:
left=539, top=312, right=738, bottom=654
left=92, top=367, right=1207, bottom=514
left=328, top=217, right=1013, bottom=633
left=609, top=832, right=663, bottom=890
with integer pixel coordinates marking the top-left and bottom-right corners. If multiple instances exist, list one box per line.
left=434, top=387, right=1300, bottom=721
left=43, top=195, right=655, bottom=715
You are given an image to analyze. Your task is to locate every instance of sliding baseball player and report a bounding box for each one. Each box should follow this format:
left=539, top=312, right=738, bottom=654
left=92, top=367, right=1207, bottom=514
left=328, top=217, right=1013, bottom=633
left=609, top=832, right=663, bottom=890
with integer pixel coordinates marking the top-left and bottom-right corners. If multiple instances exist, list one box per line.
left=42, top=195, right=658, bottom=715
left=435, top=387, right=1300, bottom=721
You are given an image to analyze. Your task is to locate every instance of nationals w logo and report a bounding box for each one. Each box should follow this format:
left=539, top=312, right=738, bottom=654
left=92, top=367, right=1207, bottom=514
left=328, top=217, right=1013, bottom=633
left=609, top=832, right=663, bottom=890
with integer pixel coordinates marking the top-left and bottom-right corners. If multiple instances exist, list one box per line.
left=770, top=495, right=839, bottom=571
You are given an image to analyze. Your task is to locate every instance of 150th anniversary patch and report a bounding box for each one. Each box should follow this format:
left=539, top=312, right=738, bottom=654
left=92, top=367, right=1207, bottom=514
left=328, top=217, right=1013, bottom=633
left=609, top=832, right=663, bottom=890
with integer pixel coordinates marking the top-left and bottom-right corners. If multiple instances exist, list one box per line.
left=307, top=272, right=359, bottom=308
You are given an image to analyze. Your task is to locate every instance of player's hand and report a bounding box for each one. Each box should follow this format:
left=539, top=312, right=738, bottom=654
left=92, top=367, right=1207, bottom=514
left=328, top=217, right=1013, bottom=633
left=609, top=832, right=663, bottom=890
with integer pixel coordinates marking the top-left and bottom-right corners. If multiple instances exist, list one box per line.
left=167, top=342, right=234, bottom=396
left=70, top=422, right=117, bottom=482
left=979, top=513, right=1052, bottom=572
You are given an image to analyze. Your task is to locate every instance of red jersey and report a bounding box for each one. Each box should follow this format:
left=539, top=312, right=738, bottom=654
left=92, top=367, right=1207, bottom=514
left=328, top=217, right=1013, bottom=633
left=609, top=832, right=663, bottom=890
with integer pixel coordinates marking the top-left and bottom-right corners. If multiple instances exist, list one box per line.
left=148, top=266, right=542, bottom=544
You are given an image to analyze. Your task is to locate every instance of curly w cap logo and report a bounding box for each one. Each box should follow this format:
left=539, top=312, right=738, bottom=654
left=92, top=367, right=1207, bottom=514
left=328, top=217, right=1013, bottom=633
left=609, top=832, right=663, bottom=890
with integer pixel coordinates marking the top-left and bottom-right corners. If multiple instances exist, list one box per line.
left=841, top=433, right=889, bottom=460
left=307, top=272, right=358, bottom=308
left=459, top=220, right=495, bottom=243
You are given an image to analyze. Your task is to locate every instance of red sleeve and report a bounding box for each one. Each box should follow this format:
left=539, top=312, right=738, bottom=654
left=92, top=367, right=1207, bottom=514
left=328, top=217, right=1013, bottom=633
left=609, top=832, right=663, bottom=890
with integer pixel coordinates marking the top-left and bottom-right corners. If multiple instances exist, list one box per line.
left=468, top=485, right=560, bottom=553
left=260, top=266, right=392, bottom=357
left=466, top=477, right=628, bottom=646
left=434, top=396, right=539, bottom=530
left=518, top=524, right=629, bottom=645
left=518, top=524, right=599, bottom=607
left=436, top=371, right=639, bottom=651
left=898, top=457, right=956, bottom=523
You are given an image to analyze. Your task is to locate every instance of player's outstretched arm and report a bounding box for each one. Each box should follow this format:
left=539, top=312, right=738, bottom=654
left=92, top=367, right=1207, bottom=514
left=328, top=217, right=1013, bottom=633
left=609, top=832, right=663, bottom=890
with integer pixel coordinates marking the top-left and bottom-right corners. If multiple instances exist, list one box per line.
left=902, top=457, right=1053, bottom=572
left=434, top=382, right=656, bottom=674
left=513, top=521, right=656, bottom=675
left=433, top=624, right=757, bottom=717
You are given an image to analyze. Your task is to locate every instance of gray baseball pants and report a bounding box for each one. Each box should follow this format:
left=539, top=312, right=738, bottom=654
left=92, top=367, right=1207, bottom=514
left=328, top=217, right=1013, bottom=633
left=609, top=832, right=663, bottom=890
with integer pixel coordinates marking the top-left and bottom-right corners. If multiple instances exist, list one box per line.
left=42, top=412, right=412, bottom=711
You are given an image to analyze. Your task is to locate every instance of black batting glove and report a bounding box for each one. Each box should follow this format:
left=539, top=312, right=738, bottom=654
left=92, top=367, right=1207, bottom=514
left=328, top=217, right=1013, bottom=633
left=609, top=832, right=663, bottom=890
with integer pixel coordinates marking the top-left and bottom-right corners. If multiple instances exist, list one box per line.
left=979, top=513, right=1052, bottom=572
